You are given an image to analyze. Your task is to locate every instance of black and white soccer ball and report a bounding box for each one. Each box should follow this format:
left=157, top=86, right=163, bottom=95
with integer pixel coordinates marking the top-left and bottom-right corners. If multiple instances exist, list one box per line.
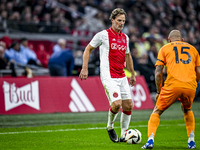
left=125, top=129, right=142, bottom=144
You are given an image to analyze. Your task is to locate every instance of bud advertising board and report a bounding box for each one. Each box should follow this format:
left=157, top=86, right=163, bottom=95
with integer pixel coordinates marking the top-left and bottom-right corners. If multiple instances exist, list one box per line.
left=0, top=76, right=154, bottom=114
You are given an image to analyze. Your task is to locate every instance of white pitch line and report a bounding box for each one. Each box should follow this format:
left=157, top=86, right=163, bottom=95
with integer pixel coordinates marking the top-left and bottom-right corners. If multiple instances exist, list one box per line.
left=0, top=123, right=199, bottom=135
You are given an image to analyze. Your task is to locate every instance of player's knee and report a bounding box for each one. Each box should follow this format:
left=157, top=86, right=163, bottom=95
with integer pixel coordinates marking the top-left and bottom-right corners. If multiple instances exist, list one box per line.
left=111, top=100, right=122, bottom=111
left=122, top=100, right=133, bottom=111
left=182, top=108, right=191, bottom=113
left=181, top=105, right=191, bottom=113
left=126, top=103, right=133, bottom=111
left=152, top=106, right=163, bottom=115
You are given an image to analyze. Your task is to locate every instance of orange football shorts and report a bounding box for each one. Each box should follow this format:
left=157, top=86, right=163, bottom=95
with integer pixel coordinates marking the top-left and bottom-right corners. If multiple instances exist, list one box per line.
left=156, top=87, right=196, bottom=111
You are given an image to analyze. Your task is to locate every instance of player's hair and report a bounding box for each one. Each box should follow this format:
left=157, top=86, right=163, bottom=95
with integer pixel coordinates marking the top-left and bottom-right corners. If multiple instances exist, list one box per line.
left=109, top=8, right=127, bottom=20
left=20, top=37, right=28, bottom=43
left=10, top=41, right=19, bottom=48
left=57, top=38, right=66, bottom=44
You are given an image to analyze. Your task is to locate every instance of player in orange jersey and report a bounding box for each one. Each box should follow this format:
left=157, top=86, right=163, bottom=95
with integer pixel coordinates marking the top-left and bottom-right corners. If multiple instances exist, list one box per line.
left=141, top=30, right=200, bottom=149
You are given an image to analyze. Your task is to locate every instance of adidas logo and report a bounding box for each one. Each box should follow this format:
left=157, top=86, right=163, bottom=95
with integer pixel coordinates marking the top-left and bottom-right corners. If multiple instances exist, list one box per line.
left=112, top=38, right=116, bottom=41
left=69, top=79, right=95, bottom=112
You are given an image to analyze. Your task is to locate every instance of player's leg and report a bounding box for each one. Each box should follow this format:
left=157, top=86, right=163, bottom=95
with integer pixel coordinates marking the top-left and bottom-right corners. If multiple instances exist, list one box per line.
left=120, top=99, right=133, bottom=142
left=183, top=108, right=196, bottom=149
left=106, top=100, right=122, bottom=143
left=107, top=100, right=122, bottom=130
left=148, top=107, right=163, bottom=139
left=103, top=79, right=122, bottom=143
left=119, top=77, right=133, bottom=142
left=180, top=88, right=196, bottom=149
left=141, top=106, right=163, bottom=149
left=142, top=87, right=178, bottom=149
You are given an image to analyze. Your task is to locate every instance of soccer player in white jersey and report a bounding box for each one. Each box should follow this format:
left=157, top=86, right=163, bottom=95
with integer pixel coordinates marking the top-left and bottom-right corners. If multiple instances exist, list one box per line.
left=79, top=8, right=136, bottom=143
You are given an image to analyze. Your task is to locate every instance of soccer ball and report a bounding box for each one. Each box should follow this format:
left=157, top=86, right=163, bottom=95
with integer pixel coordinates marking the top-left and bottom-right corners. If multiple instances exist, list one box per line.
left=125, top=129, right=142, bottom=144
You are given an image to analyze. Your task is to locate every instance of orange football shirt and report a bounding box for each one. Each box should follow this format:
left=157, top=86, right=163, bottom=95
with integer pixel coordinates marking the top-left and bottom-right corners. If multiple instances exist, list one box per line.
left=155, top=41, right=200, bottom=90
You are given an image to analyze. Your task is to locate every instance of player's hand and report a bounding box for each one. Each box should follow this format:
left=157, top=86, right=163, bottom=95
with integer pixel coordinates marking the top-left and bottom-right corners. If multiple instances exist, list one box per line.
left=130, top=75, right=136, bottom=86
left=79, top=69, right=88, bottom=81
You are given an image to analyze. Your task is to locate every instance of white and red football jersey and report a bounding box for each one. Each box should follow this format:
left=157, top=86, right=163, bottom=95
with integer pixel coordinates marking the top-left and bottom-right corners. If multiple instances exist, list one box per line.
left=90, top=27, right=130, bottom=79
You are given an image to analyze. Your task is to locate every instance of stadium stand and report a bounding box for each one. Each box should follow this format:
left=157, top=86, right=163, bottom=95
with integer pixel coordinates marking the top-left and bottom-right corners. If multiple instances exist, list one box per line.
left=0, top=0, right=200, bottom=99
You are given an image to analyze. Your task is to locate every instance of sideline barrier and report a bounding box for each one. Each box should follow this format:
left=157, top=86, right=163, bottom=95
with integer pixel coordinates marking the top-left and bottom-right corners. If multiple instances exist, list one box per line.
left=0, top=76, right=154, bottom=115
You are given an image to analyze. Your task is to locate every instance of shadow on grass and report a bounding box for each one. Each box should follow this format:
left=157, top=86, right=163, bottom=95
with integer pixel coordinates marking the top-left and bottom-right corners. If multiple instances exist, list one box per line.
left=155, top=146, right=187, bottom=149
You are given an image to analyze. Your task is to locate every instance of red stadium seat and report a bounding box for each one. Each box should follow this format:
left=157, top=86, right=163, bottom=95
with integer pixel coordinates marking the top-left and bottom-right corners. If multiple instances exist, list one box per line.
left=40, top=53, right=51, bottom=68
left=35, top=43, right=51, bottom=68
left=36, top=44, right=47, bottom=62
left=47, top=43, right=54, bottom=54
left=1, top=36, right=12, bottom=49
left=66, top=40, right=73, bottom=49
left=28, top=43, right=36, bottom=52
left=79, top=39, right=89, bottom=49
left=37, top=43, right=46, bottom=52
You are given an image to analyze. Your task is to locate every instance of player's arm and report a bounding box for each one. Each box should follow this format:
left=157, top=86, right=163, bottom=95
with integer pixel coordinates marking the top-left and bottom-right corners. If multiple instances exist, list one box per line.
left=125, top=52, right=136, bottom=86
left=155, top=65, right=164, bottom=94
left=195, top=66, right=200, bottom=82
left=79, top=44, right=95, bottom=80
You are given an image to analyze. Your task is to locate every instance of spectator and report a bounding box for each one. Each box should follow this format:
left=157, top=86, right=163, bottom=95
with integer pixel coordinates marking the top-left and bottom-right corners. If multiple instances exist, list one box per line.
left=5, top=41, right=25, bottom=65
left=146, top=42, right=158, bottom=93
left=39, top=13, right=52, bottom=33
left=21, top=6, right=32, bottom=19
left=5, top=40, right=39, bottom=67
left=32, top=5, right=43, bottom=18
left=53, top=38, right=66, bottom=53
left=0, top=10, right=7, bottom=22
left=7, top=11, right=21, bottom=31
left=130, top=47, right=140, bottom=74
left=138, top=43, right=157, bottom=93
left=0, top=43, right=16, bottom=77
left=48, top=48, right=74, bottom=76
left=20, top=38, right=41, bottom=66
left=0, top=44, right=8, bottom=69
left=142, top=25, right=167, bottom=51
left=73, top=50, right=83, bottom=76
left=6, top=1, right=14, bottom=17
left=129, top=34, right=147, bottom=58
left=147, top=42, right=158, bottom=68
left=0, top=40, right=7, bottom=50
left=0, top=2, right=6, bottom=12
left=20, top=12, right=39, bottom=32
left=1, top=36, right=12, bottom=49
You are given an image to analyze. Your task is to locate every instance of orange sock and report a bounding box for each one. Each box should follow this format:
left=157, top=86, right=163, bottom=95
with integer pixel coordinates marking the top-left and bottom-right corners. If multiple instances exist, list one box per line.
left=148, top=113, right=160, bottom=137
left=184, top=110, right=195, bottom=137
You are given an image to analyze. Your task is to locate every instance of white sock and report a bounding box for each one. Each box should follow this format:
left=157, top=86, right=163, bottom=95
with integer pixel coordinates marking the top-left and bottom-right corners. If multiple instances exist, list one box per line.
left=188, top=131, right=195, bottom=143
left=107, top=109, right=118, bottom=130
left=120, top=111, right=131, bottom=137
left=148, top=133, right=154, bottom=142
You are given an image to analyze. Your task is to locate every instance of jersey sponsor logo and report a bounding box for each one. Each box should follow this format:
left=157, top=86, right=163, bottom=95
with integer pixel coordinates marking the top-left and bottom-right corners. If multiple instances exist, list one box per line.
left=130, top=84, right=147, bottom=108
left=3, top=81, right=40, bottom=111
left=69, top=79, right=95, bottom=112
left=111, top=43, right=127, bottom=51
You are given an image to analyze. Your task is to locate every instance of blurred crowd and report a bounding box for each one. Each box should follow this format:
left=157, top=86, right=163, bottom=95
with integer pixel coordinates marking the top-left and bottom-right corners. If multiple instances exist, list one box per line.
left=0, top=0, right=199, bottom=40
left=0, top=0, right=200, bottom=95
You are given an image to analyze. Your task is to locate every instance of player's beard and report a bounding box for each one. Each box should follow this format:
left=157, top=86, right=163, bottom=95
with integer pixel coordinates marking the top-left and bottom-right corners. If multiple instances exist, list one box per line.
left=118, top=26, right=123, bottom=31
left=114, top=23, right=124, bottom=32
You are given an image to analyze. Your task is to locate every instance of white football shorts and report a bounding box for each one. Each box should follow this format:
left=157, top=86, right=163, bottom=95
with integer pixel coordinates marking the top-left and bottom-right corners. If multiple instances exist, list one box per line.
left=101, top=76, right=132, bottom=105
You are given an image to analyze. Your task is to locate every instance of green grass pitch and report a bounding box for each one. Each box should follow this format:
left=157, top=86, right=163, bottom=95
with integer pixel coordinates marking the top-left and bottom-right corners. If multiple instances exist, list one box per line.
left=0, top=101, right=199, bottom=150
